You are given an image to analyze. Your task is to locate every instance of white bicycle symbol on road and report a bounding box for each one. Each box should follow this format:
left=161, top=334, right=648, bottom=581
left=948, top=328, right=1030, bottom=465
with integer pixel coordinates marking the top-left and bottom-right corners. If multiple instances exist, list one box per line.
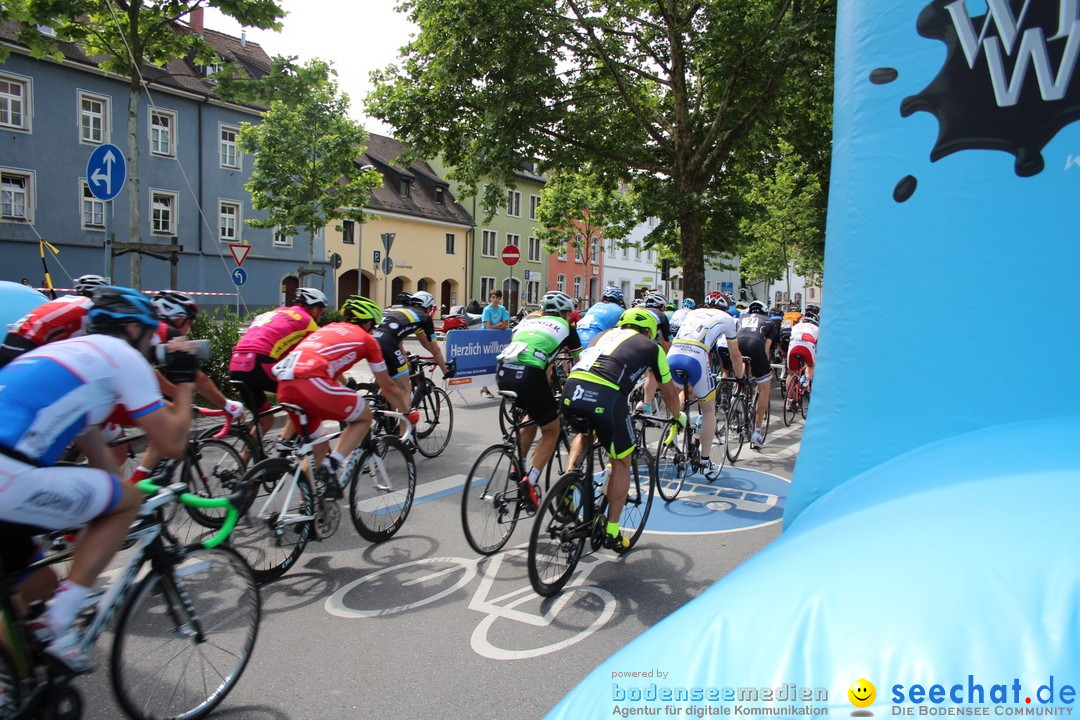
left=324, top=547, right=617, bottom=660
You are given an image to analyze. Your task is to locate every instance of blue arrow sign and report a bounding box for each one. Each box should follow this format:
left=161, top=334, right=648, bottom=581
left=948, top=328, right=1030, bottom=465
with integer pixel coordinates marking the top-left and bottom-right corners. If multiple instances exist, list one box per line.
left=86, top=143, right=126, bottom=201
left=231, top=267, right=248, bottom=287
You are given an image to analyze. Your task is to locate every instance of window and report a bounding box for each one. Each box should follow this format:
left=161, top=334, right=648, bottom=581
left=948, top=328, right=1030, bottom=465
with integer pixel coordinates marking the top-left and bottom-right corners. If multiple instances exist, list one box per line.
left=557, top=243, right=566, bottom=261
left=0, top=74, right=30, bottom=131
left=590, top=238, right=598, bottom=262
left=273, top=227, right=293, bottom=247
left=528, top=236, right=540, bottom=262
left=556, top=274, right=566, bottom=292
left=635, top=245, right=642, bottom=260
left=482, top=229, right=497, bottom=257
left=150, top=190, right=177, bottom=235
left=1, top=170, right=32, bottom=221
left=342, top=220, right=355, bottom=245
left=506, top=233, right=520, bottom=247
left=506, top=190, right=521, bottom=217
left=203, top=63, right=222, bottom=80
left=647, top=249, right=654, bottom=261
left=435, top=187, right=445, bottom=204
left=219, top=200, right=240, bottom=242
left=150, top=109, right=176, bottom=157
left=81, top=181, right=104, bottom=229
left=400, top=178, right=411, bottom=198
left=608, top=242, right=615, bottom=258
left=480, top=276, right=497, bottom=301
left=78, top=91, right=108, bottom=144
left=573, top=276, right=582, bottom=299
left=220, top=124, right=240, bottom=169
left=445, top=233, right=456, bottom=254
left=574, top=235, right=584, bottom=263
left=529, top=195, right=540, bottom=220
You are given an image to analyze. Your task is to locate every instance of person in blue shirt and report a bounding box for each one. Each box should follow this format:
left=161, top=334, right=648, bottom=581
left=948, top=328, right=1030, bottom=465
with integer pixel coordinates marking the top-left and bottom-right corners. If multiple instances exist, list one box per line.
left=576, top=286, right=627, bottom=347
left=479, top=290, right=511, bottom=398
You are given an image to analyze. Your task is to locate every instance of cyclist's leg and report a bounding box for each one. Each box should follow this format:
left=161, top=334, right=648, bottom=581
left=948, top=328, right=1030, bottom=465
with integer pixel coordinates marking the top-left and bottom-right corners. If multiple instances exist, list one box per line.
left=0, top=523, right=57, bottom=609
left=598, top=392, right=636, bottom=547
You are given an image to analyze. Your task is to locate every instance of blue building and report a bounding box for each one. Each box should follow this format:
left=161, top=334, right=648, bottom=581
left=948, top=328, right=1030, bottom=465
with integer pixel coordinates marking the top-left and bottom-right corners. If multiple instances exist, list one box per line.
left=0, top=14, right=326, bottom=310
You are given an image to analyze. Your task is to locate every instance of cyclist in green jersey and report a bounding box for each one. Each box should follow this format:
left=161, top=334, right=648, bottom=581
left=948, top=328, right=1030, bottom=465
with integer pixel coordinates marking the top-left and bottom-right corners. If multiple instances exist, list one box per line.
left=495, top=291, right=582, bottom=508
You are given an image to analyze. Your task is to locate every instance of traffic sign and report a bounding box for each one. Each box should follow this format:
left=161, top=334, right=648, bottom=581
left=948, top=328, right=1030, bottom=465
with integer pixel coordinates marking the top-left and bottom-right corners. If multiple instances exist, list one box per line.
left=501, top=245, right=520, bottom=266
left=86, top=143, right=126, bottom=201
left=374, top=250, right=381, bottom=268
left=231, top=267, right=248, bottom=287
left=329, top=252, right=342, bottom=270
left=381, top=232, right=396, bottom=255
left=382, top=256, right=395, bottom=274
left=228, top=243, right=251, bottom=267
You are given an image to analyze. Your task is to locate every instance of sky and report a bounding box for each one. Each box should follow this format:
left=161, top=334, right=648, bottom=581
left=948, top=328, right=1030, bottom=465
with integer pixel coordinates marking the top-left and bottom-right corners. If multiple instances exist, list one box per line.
left=203, top=1, right=417, bottom=136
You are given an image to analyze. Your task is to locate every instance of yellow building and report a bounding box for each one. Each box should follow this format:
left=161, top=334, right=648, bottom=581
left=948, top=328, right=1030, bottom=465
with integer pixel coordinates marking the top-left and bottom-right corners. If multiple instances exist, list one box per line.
left=325, top=133, right=473, bottom=312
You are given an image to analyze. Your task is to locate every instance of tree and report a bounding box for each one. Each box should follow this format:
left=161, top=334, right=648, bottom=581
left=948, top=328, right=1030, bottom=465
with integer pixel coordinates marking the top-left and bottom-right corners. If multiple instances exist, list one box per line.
left=738, top=140, right=824, bottom=296
left=237, top=58, right=380, bottom=284
left=368, top=0, right=835, bottom=301
left=535, top=168, right=635, bottom=257
left=11, top=0, right=284, bottom=287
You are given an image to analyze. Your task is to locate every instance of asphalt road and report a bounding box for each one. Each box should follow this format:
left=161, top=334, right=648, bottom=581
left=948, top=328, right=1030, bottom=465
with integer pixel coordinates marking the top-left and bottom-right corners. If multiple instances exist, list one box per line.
left=76, top=373, right=805, bottom=720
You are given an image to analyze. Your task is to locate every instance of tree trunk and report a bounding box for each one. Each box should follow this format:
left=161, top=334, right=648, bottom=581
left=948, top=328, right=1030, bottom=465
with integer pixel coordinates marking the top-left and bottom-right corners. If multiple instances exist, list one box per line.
left=127, top=79, right=141, bottom=288
left=679, top=209, right=704, bottom=303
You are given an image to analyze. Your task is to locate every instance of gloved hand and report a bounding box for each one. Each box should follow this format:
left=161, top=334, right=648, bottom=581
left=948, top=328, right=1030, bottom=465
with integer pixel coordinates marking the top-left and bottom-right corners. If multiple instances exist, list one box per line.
left=444, top=359, right=457, bottom=379
left=163, top=348, right=198, bottom=384
left=664, top=411, right=688, bottom=446
left=223, top=399, right=245, bottom=420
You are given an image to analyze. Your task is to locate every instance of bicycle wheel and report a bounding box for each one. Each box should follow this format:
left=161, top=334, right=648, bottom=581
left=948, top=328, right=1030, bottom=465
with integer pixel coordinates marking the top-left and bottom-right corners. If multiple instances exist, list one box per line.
left=801, top=382, right=810, bottom=419
left=199, top=424, right=262, bottom=465
left=498, top=397, right=525, bottom=439
left=347, top=435, right=416, bottom=542
left=783, top=380, right=799, bottom=427
left=461, top=445, right=521, bottom=555
left=726, top=395, right=746, bottom=463
left=605, top=447, right=655, bottom=549
left=111, top=545, right=259, bottom=720
left=543, top=428, right=573, bottom=490
left=231, top=457, right=313, bottom=584
left=528, top=471, right=588, bottom=597
left=654, top=427, right=689, bottom=502
left=414, top=386, right=454, bottom=458
left=183, top=439, right=246, bottom=528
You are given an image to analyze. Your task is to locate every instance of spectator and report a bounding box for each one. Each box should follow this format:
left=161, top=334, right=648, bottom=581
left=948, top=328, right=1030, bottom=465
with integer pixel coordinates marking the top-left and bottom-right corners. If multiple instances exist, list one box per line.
left=479, top=290, right=510, bottom=398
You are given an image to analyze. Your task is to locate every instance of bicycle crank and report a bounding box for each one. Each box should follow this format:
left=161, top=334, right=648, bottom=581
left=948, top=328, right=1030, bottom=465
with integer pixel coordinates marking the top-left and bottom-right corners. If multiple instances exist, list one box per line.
left=313, top=498, right=341, bottom=540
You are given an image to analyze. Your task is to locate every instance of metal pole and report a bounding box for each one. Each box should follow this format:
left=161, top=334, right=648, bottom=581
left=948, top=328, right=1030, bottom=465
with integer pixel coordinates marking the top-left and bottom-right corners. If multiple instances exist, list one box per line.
left=103, top=200, right=111, bottom=281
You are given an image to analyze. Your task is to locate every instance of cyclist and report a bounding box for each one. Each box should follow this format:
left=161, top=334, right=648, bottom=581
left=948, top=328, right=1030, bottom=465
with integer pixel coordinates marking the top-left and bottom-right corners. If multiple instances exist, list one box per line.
left=668, top=292, right=745, bottom=478
left=494, top=290, right=582, bottom=508
left=273, top=296, right=413, bottom=497
left=635, top=292, right=673, bottom=413
left=785, top=309, right=819, bottom=410
left=562, top=307, right=684, bottom=552
left=669, top=298, right=695, bottom=337
left=0, top=286, right=200, bottom=672
left=0, top=273, right=108, bottom=368
left=372, top=290, right=454, bottom=419
left=735, top=300, right=779, bottom=449
left=576, top=286, right=626, bottom=348
left=229, top=287, right=327, bottom=439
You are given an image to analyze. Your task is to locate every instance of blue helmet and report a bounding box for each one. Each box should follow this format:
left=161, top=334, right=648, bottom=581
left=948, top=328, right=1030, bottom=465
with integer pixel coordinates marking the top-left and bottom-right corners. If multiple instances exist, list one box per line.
left=602, top=286, right=625, bottom=305
left=682, top=298, right=695, bottom=309
left=88, top=286, right=159, bottom=334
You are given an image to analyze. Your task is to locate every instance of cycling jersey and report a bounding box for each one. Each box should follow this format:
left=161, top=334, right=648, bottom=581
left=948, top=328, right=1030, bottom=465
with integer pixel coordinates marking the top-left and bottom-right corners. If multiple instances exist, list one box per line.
left=575, top=301, right=623, bottom=347
left=568, top=328, right=672, bottom=394
left=787, top=320, right=820, bottom=371
left=668, top=306, right=691, bottom=333
left=496, top=315, right=581, bottom=371
left=234, top=306, right=318, bottom=360
left=736, top=312, right=779, bottom=381
left=373, top=308, right=436, bottom=343
left=0, top=295, right=92, bottom=368
left=781, top=311, right=802, bottom=331
left=672, top=308, right=737, bottom=349
left=273, top=322, right=387, bottom=381
left=644, top=307, right=672, bottom=342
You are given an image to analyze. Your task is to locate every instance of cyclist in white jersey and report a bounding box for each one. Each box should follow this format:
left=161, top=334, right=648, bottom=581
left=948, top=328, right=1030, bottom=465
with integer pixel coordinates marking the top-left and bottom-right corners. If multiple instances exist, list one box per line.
left=667, top=292, right=745, bottom=478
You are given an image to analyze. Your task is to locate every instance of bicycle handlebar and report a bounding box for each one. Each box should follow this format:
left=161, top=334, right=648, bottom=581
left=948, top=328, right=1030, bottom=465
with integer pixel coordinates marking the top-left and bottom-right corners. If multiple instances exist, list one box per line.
left=135, top=479, right=240, bottom=550
left=194, top=407, right=233, bottom=440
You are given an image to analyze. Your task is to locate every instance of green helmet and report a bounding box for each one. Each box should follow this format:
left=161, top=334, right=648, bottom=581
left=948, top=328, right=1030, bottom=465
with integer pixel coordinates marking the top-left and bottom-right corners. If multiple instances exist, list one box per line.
left=618, top=307, right=658, bottom=340
left=341, top=295, right=382, bottom=325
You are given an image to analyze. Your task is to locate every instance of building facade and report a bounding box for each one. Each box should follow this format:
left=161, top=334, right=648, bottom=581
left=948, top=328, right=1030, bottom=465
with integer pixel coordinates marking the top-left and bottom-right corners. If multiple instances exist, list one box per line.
left=0, top=17, right=321, bottom=309
left=602, top=218, right=664, bottom=304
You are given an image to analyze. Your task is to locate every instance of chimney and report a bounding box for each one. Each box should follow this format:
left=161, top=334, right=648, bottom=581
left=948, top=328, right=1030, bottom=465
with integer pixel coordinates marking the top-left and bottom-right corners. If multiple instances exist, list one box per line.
left=241, top=30, right=247, bottom=47
left=189, top=6, right=204, bottom=34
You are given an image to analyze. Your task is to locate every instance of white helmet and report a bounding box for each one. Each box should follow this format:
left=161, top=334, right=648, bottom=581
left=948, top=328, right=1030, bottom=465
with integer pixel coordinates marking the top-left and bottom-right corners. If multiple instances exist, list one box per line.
left=643, top=292, right=667, bottom=309
left=540, top=290, right=574, bottom=314
left=410, top=290, right=436, bottom=311
left=74, top=274, right=109, bottom=296
left=294, top=287, right=328, bottom=308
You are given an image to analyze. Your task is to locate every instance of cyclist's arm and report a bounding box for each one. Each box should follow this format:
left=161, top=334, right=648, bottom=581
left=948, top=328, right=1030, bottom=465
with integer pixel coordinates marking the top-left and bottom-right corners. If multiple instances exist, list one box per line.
left=728, top=339, right=745, bottom=379
left=75, top=426, right=122, bottom=476
left=416, top=332, right=450, bottom=376
left=136, top=382, right=195, bottom=458
left=194, top=370, right=228, bottom=407
left=652, top=345, right=681, bottom=417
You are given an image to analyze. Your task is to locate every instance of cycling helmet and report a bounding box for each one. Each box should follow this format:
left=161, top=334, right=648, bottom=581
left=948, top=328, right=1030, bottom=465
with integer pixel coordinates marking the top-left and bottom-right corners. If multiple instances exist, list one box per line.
left=73, top=274, right=108, bottom=297
left=152, top=290, right=199, bottom=322
left=540, top=290, right=574, bottom=314
left=748, top=300, right=767, bottom=315
left=341, top=295, right=382, bottom=325
left=601, top=286, right=625, bottom=305
left=802, top=310, right=819, bottom=325
left=395, top=291, right=414, bottom=306
left=666, top=302, right=676, bottom=311
left=294, top=287, right=328, bottom=308
left=617, top=307, right=658, bottom=340
left=682, top=299, right=695, bottom=309
left=643, top=292, right=667, bottom=309
left=704, top=291, right=728, bottom=310
left=410, top=290, right=436, bottom=311
left=805, top=303, right=820, bottom=315
left=88, top=286, right=159, bottom=335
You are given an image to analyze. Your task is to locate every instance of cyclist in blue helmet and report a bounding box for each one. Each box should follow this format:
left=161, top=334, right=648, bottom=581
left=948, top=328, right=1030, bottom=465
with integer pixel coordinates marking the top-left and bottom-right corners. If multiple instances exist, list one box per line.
left=577, top=285, right=628, bottom=347
left=670, top=297, right=696, bottom=336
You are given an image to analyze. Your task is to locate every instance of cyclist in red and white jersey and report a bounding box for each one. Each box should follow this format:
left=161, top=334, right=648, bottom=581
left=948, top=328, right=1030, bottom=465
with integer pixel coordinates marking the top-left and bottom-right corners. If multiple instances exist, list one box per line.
left=785, top=309, right=819, bottom=410
left=0, top=274, right=108, bottom=368
left=273, top=296, right=414, bottom=497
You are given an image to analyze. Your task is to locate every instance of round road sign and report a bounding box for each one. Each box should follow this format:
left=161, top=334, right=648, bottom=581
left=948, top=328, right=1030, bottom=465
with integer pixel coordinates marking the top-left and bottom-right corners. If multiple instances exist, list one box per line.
left=501, top=245, right=520, bottom=266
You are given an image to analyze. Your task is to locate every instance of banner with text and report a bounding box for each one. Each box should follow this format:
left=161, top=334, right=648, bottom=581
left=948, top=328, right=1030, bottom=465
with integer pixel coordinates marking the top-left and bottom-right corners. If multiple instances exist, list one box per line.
left=443, top=328, right=511, bottom=385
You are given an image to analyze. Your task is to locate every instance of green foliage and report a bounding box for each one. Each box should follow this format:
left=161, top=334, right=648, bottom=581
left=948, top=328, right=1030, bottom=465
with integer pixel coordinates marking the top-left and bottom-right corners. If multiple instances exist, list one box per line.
left=535, top=168, right=635, bottom=254
left=318, top=308, right=343, bottom=326
left=188, top=306, right=244, bottom=401
left=237, top=57, right=381, bottom=272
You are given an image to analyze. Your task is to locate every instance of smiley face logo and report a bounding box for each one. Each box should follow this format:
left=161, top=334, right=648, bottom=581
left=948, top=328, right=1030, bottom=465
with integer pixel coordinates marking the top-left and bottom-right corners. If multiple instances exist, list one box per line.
left=848, top=679, right=876, bottom=709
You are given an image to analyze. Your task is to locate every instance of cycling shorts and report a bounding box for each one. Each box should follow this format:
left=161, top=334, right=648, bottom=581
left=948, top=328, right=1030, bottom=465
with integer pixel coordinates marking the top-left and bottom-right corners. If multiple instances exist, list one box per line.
left=229, top=351, right=278, bottom=412
left=667, top=342, right=717, bottom=402
left=0, top=522, right=45, bottom=576
left=716, top=346, right=733, bottom=374
left=737, top=339, right=773, bottom=383
left=787, top=343, right=816, bottom=372
left=0, top=453, right=122, bottom=531
left=376, top=335, right=410, bottom=379
left=276, top=377, right=367, bottom=434
left=496, top=364, right=559, bottom=427
left=561, top=378, right=634, bottom=459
